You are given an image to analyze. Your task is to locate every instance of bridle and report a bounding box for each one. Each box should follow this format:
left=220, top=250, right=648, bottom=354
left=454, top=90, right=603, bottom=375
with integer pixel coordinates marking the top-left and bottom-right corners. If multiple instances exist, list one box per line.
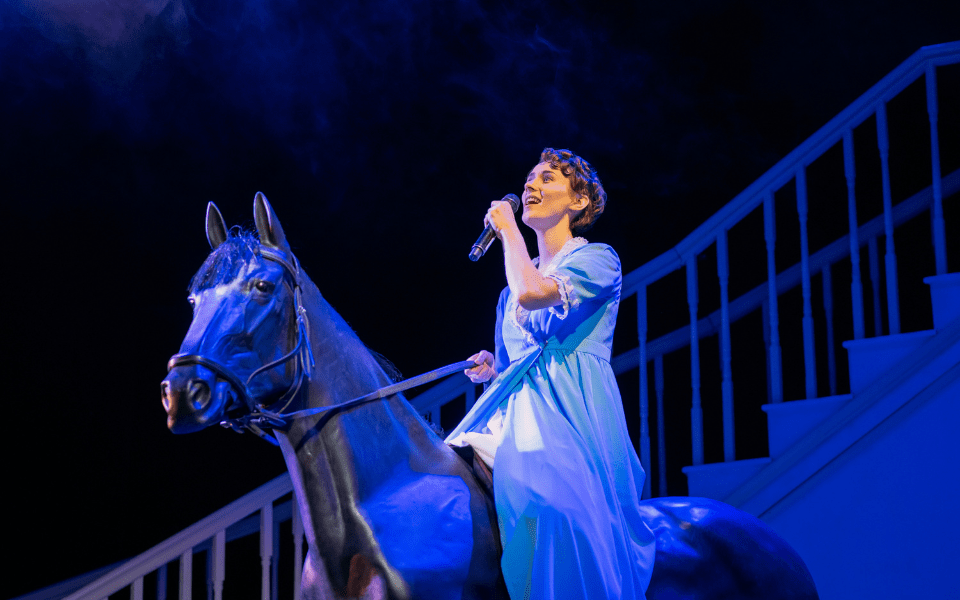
left=166, top=246, right=315, bottom=443
left=167, top=244, right=475, bottom=444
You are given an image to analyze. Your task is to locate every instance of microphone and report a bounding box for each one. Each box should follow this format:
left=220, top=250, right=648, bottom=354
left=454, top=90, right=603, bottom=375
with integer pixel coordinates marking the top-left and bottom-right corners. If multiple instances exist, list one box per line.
left=468, top=194, right=521, bottom=262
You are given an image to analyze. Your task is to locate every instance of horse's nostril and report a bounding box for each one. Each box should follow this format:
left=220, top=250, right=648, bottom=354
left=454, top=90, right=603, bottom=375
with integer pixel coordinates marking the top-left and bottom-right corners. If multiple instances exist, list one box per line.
left=160, top=381, right=171, bottom=411
left=187, top=379, right=211, bottom=411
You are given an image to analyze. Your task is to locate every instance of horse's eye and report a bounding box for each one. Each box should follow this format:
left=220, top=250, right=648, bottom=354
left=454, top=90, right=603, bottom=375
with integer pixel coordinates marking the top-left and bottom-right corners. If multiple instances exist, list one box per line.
left=188, top=297, right=196, bottom=307
left=254, top=280, right=275, bottom=293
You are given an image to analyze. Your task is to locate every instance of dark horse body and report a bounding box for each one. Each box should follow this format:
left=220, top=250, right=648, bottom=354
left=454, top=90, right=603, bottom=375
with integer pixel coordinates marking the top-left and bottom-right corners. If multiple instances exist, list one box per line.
left=162, top=194, right=818, bottom=600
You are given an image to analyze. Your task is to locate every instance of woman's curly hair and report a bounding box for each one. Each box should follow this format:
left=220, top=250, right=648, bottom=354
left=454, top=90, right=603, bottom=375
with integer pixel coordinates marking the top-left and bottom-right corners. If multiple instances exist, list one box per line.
left=539, top=147, right=607, bottom=235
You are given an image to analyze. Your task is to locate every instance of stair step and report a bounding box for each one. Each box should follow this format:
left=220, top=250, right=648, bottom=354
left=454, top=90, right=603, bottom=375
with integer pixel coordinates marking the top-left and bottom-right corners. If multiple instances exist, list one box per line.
left=682, top=457, right=771, bottom=500
left=843, top=330, right=936, bottom=394
left=762, top=395, right=852, bottom=459
left=924, top=272, right=960, bottom=331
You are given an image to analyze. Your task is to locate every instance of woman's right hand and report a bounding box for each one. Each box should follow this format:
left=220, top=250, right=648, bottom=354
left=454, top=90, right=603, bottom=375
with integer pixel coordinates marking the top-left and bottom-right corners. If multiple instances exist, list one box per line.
left=464, top=350, right=497, bottom=383
left=485, top=200, right=521, bottom=244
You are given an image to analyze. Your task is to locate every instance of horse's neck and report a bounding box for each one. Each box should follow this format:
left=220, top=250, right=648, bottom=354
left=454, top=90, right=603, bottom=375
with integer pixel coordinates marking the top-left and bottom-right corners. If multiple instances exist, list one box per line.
left=293, top=289, right=451, bottom=489
left=275, top=290, right=457, bottom=595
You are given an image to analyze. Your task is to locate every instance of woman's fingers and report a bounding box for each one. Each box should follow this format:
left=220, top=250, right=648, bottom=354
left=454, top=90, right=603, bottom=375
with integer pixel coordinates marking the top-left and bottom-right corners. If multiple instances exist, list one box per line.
left=464, top=350, right=495, bottom=382
left=485, top=200, right=517, bottom=238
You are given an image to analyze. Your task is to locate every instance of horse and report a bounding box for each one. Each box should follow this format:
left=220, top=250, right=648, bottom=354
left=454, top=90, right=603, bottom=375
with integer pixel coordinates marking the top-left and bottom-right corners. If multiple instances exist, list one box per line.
left=161, top=193, right=819, bottom=600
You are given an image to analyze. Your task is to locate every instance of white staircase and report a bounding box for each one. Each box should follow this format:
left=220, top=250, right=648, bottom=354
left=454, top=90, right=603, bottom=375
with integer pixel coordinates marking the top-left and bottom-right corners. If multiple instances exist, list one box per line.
left=684, top=273, right=960, bottom=599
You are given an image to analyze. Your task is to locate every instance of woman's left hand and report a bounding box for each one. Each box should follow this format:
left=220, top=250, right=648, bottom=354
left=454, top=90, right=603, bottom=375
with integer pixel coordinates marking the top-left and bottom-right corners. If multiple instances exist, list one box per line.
left=464, top=350, right=498, bottom=383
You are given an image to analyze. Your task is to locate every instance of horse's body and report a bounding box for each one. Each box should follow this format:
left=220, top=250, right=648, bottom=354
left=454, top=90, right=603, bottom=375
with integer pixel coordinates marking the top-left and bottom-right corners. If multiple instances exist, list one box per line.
left=162, top=194, right=818, bottom=600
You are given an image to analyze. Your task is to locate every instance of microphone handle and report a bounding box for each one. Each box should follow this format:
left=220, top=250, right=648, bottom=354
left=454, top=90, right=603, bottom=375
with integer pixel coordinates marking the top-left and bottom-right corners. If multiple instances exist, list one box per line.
left=468, top=227, right=497, bottom=261
left=467, top=194, right=521, bottom=262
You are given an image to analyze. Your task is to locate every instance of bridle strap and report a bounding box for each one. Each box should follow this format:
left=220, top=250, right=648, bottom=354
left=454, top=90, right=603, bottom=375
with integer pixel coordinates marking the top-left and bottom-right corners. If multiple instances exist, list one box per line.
left=167, top=352, right=256, bottom=410
left=167, top=245, right=313, bottom=441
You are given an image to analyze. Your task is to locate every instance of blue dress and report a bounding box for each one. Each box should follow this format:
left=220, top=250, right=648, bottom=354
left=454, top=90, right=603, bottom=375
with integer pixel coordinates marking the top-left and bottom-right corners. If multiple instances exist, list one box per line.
left=446, top=239, right=656, bottom=600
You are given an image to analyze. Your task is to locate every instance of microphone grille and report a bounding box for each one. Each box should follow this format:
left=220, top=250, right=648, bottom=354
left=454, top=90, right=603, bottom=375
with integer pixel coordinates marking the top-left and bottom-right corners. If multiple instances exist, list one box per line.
left=503, top=193, right=521, bottom=212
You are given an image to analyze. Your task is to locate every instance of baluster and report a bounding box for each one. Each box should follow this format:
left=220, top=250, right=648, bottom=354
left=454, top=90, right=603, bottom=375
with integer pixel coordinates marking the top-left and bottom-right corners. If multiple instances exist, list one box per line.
left=211, top=531, right=225, bottom=600
left=763, top=193, right=784, bottom=403
left=796, top=167, right=818, bottom=399
left=762, top=298, right=771, bottom=402
left=272, top=518, right=280, bottom=600
left=292, top=501, right=304, bottom=600
left=180, top=550, right=193, bottom=600
left=132, top=577, right=143, bottom=600
left=823, top=263, right=837, bottom=396
left=687, top=256, right=704, bottom=465
left=261, top=504, right=274, bottom=600
left=876, top=102, right=901, bottom=333
left=844, top=130, right=866, bottom=339
left=655, top=354, right=666, bottom=496
left=868, top=236, right=882, bottom=336
left=926, top=64, right=947, bottom=275
left=637, top=284, right=652, bottom=498
left=716, top=230, right=735, bottom=461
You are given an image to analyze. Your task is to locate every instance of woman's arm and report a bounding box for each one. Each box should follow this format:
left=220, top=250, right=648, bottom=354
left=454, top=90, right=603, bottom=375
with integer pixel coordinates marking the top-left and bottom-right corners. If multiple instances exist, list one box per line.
left=485, top=201, right=561, bottom=310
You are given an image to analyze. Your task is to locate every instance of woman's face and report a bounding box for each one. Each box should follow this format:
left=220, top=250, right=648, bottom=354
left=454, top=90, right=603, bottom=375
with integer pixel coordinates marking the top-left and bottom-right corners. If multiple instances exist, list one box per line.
left=521, top=162, right=584, bottom=231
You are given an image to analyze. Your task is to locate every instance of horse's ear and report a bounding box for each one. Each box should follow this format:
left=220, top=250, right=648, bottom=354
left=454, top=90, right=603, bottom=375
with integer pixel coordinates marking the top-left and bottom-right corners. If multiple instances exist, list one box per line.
left=206, top=202, right=228, bottom=249
left=253, top=192, right=290, bottom=250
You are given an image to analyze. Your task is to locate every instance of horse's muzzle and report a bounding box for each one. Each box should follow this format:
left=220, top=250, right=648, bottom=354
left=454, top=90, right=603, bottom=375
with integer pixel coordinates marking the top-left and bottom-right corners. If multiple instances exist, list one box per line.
left=161, top=364, right=233, bottom=433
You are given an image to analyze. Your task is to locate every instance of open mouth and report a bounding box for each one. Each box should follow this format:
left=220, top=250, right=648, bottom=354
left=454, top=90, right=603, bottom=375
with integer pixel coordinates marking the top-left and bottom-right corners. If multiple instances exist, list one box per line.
left=524, top=198, right=541, bottom=206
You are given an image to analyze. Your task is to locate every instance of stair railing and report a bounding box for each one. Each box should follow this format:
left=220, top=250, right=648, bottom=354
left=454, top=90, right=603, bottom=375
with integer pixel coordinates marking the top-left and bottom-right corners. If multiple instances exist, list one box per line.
left=53, top=474, right=303, bottom=600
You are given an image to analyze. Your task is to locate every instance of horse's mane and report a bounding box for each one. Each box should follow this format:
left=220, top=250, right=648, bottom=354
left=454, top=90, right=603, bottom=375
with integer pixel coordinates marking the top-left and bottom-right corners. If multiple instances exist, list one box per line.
left=189, top=228, right=402, bottom=382
left=188, top=228, right=259, bottom=294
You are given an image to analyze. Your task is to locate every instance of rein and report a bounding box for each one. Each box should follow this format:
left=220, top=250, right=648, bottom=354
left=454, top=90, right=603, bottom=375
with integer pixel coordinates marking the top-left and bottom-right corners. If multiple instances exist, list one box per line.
left=271, top=359, right=477, bottom=432
left=167, top=243, right=473, bottom=445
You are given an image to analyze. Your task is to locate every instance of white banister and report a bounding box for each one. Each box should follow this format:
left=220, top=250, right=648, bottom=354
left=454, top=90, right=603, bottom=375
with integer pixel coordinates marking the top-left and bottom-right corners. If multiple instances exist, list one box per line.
left=796, top=166, right=817, bottom=399
left=687, top=256, right=704, bottom=465
left=843, top=129, right=866, bottom=340
left=716, top=229, right=735, bottom=461
left=764, top=193, right=783, bottom=404
left=211, top=530, right=225, bottom=600
left=655, top=354, right=666, bottom=495
left=261, top=503, right=274, bottom=600
left=876, top=101, right=901, bottom=334
left=62, top=475, right=292, bottom=600
left=180, top=550, right=192, bottom=600
left=926, top=63, right=947, bottom=275
left=637, top=284, right=652, bottom=498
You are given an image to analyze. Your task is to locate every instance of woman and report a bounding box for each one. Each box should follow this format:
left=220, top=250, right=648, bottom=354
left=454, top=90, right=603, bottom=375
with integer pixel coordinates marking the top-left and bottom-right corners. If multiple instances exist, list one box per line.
left=446, top=148, right=656, bottom=599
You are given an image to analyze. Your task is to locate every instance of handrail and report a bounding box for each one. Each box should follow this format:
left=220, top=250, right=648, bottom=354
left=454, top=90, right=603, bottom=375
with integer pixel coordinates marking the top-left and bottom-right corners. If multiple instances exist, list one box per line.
left=622, top=40, right=960, bottom=297
left=611, top=169, right=960, bottom=374
left=63, top=474, right=293, bottom=600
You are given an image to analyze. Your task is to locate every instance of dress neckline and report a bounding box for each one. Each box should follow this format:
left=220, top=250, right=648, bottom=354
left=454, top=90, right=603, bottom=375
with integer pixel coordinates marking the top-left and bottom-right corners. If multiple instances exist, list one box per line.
left=533, top=237, right=588, bottom=274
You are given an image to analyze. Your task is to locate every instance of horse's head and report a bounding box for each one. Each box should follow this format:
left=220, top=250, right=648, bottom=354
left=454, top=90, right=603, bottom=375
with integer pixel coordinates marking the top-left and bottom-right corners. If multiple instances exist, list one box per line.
left=161, top=193, right=312, bottom=434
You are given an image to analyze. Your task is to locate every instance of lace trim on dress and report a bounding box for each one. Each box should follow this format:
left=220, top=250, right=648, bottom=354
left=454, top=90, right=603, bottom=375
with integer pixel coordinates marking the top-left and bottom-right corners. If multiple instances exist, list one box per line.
left=546, top=272, right=579, bottom=319
left=511, top=237, right=588, bottom=341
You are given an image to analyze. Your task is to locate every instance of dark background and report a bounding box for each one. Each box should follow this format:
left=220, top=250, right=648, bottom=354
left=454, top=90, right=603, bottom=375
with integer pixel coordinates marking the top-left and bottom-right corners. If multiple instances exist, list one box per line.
left=4, top=1, right=958, bottom=597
